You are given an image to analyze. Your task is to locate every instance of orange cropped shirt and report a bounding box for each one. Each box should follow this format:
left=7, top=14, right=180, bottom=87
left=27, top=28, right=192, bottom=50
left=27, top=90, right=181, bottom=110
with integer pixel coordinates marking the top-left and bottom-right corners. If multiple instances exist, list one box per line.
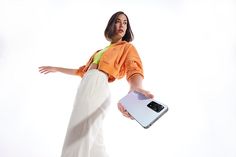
left=76, top=41, right=144, bottom=82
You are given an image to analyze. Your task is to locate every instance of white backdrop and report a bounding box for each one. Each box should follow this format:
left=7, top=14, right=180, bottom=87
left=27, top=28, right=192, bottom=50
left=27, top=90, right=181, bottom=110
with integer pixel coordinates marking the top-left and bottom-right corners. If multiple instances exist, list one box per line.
left=1, top=0, right=236, bottom=157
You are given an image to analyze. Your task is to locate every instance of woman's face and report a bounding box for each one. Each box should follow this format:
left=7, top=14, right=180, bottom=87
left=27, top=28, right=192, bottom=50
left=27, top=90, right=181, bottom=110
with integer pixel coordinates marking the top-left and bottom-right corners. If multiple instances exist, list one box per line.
left=114, top=14, right=127, bottom=39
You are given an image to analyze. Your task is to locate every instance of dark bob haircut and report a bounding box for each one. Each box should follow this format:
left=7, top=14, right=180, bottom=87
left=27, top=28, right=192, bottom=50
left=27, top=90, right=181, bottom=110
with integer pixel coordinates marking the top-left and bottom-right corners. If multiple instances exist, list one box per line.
left=104, top=11, right=134, bottom=42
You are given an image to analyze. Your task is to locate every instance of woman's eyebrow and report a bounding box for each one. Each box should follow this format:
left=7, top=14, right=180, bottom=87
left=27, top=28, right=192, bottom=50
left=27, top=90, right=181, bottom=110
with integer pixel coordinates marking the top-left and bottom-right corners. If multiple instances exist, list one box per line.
left=116, top=18, right=127, bottom=22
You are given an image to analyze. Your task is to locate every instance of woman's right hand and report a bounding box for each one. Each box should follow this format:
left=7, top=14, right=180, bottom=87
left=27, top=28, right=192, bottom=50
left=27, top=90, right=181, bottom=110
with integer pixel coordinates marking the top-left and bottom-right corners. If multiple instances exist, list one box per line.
left=38, top=66, right=58, bottom=74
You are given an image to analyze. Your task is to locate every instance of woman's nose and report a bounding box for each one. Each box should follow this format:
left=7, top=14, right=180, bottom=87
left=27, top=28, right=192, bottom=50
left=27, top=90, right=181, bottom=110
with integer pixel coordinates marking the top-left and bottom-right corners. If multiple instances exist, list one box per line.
left=120, top=23, right=124, bottom=28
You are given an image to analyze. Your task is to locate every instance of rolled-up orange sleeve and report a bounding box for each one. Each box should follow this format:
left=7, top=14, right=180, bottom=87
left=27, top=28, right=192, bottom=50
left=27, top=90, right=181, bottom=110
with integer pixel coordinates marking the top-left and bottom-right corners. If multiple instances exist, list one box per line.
left=125, top=44, right=144, bottom=81
left=75, top=51, right=97, bottom=77
left=76, top=65, right=86, bottom=77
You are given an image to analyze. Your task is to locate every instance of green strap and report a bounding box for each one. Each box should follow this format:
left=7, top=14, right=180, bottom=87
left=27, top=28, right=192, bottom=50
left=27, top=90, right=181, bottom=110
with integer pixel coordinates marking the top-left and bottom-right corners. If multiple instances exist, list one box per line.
left=92, top=45, right=111, bottom=64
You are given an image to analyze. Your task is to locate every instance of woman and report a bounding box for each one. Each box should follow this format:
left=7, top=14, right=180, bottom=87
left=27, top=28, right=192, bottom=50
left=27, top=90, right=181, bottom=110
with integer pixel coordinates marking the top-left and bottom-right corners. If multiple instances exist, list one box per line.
left=39, top=11, right=153, bottom=157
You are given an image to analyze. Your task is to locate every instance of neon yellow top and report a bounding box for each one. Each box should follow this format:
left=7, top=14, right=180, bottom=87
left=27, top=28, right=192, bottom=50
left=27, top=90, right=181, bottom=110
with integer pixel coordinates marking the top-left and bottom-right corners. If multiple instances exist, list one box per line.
left=92, top=45, right=111, bottom=64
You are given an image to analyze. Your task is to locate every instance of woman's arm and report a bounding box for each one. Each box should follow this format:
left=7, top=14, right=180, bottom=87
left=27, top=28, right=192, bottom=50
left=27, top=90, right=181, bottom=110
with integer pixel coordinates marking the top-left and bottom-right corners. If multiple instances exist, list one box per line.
left=129, top=73, right=154, bottom=98
left=38, top=66, right=78, bottom=75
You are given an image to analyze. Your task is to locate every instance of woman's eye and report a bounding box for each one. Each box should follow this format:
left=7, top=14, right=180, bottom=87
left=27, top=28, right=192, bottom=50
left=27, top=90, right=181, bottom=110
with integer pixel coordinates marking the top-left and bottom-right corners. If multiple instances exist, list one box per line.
left=115, top=20, right=120, bottom=24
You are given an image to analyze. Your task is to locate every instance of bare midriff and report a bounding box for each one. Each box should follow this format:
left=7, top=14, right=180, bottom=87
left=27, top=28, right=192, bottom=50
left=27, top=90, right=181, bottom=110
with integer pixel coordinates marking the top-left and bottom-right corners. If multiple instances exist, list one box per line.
left=88, top=63, right=109, bottom=77
left=88, top=63, right=98, bottom=70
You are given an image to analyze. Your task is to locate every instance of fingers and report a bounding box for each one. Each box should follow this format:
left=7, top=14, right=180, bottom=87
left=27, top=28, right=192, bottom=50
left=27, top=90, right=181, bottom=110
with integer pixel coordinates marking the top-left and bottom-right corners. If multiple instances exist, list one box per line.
left=118, top=103, right=134, bottom=119
left=134, top=88, right=154, bottom=99
left=40, top=70, right=50, bottom=74
left=38, top=67, right=50, bottom=74
left=38, top=66, right=54, bottom=74
left=122, top=112, right=134, bottom=119
left=145, top=92, right=154, bottom=99
left=122, top=110, right=134, bottom=119
left=38, top=68, right=47, bottom=74
left=117, top=103, right=124, bottom=112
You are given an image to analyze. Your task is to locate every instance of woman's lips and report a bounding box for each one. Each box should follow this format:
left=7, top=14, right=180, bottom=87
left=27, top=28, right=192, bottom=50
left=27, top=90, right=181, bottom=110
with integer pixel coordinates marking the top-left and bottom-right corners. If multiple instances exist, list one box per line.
left=118, top=29, right=124, bottom=33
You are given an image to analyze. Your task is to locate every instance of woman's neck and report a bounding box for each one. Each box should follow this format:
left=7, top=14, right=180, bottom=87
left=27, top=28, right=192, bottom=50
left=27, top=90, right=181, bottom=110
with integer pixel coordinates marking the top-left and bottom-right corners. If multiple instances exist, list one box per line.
left=111, top=37, right=122, bottom=44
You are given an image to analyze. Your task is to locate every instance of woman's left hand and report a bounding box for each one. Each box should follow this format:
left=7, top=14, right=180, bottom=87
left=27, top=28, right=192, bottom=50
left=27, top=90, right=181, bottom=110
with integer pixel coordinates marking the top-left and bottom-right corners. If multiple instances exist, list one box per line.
left=117, top=103, right=134, bottom=119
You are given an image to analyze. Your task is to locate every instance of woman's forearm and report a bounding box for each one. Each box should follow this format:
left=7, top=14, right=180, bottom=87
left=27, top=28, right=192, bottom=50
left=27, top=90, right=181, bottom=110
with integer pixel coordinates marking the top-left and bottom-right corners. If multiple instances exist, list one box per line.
left=128, top=73, right=143, bottom=91
left=55, top=67, right=78, bottom=75
left=38, top=66, right=78, bottom=75
left=128, top=73, right=154, bottom=98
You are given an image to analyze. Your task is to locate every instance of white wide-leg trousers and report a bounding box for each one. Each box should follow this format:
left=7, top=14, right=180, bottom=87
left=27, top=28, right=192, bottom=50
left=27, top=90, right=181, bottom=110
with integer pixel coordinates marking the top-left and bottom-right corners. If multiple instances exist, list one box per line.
left=61, top=69, right=110, bottom=157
